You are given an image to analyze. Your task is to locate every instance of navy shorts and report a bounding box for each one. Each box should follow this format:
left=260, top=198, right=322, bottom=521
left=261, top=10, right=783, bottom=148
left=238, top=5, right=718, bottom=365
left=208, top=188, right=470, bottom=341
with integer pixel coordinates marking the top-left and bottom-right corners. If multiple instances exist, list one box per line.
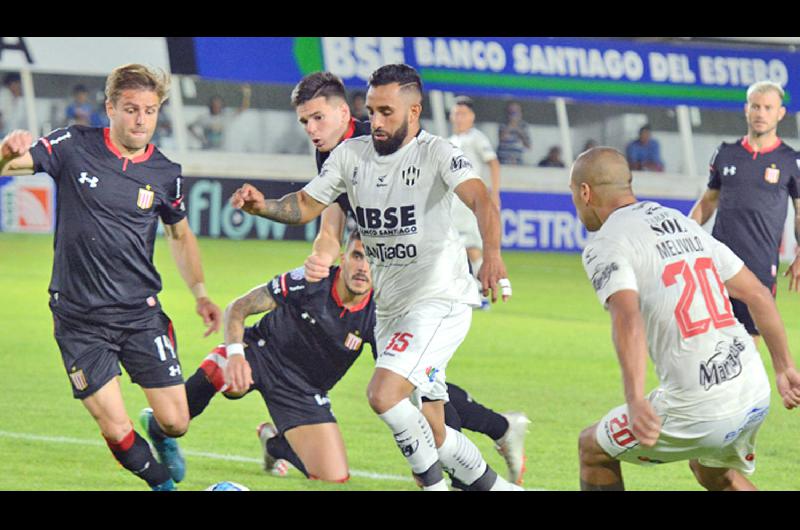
left=243, top=328, right=336, bottom=436
left=52, top=309, right=183, bottom=399
left=731, top=278, right=776, bottom=336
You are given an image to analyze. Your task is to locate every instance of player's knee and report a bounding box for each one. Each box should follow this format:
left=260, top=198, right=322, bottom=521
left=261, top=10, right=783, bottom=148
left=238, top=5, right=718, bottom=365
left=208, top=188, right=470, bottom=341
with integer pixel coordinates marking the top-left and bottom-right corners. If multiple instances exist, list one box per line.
left=222, top=389, right=248, bottom=400
left=689, top=461, right=733, bottom=491
left=578, top=425, right=605, bottom=466
left=155, top=411, right=190, bottom=438
left=366, top=383, right=397, bottom=414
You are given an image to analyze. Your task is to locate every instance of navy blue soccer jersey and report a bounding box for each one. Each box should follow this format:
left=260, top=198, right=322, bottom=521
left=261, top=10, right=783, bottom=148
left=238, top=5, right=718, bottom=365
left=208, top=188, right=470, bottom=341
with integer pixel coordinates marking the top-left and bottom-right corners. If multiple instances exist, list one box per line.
left=707, top=137, right=800, bottom=285
left=31, top=126, right=187, bottom=320
left=251, top=265, right=376, bottom=394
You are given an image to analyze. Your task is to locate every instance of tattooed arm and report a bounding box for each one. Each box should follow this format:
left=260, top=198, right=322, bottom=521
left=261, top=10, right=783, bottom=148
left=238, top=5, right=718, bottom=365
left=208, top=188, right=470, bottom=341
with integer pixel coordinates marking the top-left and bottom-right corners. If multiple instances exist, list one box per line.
left=222, top=283, right=277, bottom=395
left=230, top=184, right=328, bottom=224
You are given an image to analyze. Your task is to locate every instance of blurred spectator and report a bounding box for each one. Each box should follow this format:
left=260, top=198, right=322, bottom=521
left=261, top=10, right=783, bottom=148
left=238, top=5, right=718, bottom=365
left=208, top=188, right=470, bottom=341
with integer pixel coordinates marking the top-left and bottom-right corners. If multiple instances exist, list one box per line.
left=351, top=90, right=368, bottom=121
left=538, top=146, right=565, bottom=167
left=496, top=101, right=530, bottom=165
left=581, top=139, right=598, bottom=154
left=190, top=84, right=251, bottom=150
left=0, top=72, right=26, bottom=135
left=151, top=99, right=174, bottom=148
left=626, top=124, right=664, bottom=171
left=65, top=84, right=94, bottom=126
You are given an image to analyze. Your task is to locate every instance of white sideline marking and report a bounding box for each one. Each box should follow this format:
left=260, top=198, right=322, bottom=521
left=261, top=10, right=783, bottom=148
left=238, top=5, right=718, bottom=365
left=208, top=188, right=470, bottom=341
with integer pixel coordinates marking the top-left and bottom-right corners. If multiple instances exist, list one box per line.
left=0, top=429, right=544, bottom=489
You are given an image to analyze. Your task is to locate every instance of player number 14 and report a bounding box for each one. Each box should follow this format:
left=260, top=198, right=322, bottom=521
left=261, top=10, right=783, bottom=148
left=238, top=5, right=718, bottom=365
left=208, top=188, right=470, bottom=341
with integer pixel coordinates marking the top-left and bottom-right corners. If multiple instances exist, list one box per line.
left=661, top=257, right=735, bottom=338
left=154, top=335, right=177, bottom=362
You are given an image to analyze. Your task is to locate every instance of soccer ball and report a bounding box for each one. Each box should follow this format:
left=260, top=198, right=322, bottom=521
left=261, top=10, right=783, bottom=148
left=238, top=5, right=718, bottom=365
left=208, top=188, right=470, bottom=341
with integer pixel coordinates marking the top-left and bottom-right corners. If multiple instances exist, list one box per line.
left=205, top=481, right=250, bottom=491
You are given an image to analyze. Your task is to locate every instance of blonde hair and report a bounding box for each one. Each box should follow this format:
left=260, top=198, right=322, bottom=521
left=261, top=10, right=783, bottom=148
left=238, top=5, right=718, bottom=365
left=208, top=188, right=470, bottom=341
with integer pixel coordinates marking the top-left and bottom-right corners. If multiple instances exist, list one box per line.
left=105, top=63, right=170, bottom=105
left=746, top=80, right=785, bottom=103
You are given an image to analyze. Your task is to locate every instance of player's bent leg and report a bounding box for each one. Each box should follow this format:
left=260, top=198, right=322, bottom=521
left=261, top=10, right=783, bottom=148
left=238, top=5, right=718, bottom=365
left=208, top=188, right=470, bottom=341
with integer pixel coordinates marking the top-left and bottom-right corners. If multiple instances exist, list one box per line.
left=420, top=399, right=447, bottom=447
left=140, top=385, right=189, bottom=483
left=579, top=423, right=624, bottom=491
left=368, top=368, right=447, bottom=491
left=689, top=460, right=757, bottom=491
left=284, top=422, right=349, bottom=482
left=82, top=377, right=174, bottom=490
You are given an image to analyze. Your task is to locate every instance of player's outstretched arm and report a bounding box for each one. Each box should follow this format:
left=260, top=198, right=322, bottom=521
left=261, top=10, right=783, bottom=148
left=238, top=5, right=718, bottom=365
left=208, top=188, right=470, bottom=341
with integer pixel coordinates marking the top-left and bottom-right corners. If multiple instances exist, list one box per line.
left=783, top=198, right=800, bottom=292
left=0, top=130, right=35, bottom=175
left=163, top=218, right=222, bottom=337
left=455, top=178, right=510, bottom=302
left=726, top=266, right=800, bottom=409
left=305, top=203, right=346, bottom=282
left=606, top=290, right=662, bottom=447
left=230, top=184, right=327, bottom=225
left=222, top=283, right=277, bottom=394
left=688, top=189, right=720, bottom=226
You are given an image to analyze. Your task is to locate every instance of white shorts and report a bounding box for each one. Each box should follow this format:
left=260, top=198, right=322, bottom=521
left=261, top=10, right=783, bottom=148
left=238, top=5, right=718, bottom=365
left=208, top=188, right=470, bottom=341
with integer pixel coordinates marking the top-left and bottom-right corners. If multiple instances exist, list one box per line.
left=452, top=198, right=482, bottom=250
left=595, top=390, right=770, bottom=475
left=375, top=299, right=472, bottom=402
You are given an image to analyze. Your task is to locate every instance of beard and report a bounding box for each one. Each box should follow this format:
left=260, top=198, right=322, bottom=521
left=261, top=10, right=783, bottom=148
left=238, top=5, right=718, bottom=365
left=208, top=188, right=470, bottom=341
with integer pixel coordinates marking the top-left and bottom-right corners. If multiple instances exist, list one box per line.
left=372, top=120, right=408, bottom=156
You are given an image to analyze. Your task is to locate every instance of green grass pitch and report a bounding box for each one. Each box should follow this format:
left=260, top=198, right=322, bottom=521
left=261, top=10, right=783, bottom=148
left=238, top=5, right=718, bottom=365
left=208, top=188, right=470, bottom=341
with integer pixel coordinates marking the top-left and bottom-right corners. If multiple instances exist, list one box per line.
left=0, top=233, right=798, bottom=491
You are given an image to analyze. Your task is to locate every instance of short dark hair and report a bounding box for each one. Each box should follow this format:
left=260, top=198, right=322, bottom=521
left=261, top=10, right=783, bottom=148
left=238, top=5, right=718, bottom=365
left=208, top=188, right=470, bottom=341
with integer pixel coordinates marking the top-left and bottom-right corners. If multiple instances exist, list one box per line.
left=345, top=228, right=362, bottom=249
left=73, top=84, right=88, bottom=94
left=453, top=95, right=474, bottom=111
left=291, top=72, right=346, bottom=107
left=368, top=64, right=423, bottom=97
left=639, top=124, right=652, bottom=134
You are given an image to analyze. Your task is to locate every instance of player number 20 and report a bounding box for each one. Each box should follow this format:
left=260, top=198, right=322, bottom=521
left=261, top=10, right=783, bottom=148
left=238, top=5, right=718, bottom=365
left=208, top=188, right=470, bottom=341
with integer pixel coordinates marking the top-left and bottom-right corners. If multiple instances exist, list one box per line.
left=154, top=335, right=177, bottom=362
left=661, top=257, right=736, bottom=338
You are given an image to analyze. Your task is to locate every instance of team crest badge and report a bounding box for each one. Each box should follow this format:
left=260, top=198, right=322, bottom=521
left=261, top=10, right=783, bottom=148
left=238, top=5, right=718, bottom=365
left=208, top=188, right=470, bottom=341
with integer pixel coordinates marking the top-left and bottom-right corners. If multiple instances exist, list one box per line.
left=137, top=185, right=155, bottom=209
left=69, top=367, right=88, bottom=391
left=136, top=184, right=156, bottom=210
left=344, top=331, right=363, bottom=351
left=764, top=165, right=780, bottom=184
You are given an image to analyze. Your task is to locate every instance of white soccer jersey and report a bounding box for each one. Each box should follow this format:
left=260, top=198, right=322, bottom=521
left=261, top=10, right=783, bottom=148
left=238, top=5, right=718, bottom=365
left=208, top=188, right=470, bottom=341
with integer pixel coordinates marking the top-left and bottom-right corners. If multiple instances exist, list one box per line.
left=304, top=130, right=482, bottom=319
left=582, top=201, right=770, bottom=420
left=448, top=128, right=497, bottom=190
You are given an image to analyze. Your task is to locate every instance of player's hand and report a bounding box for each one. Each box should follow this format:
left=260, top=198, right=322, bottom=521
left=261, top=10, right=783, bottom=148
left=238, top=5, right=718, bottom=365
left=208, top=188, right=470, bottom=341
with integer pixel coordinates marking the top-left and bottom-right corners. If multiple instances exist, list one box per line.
left=628, top=398, right=662, bottom=448
left=196, top=297, right=222, bottom=337
left=304, top=253, right=333, bottom=283
left=776, top=368, right=800, bottom=410
left=230, top=183, right=266, bottom=216
left=224, top=355, right=253, bottom=395
left=477, top=251, right=511, bottom=303
left=1, top=130, right=33, bottom=159
left=783, top=255, right=800, bottom=292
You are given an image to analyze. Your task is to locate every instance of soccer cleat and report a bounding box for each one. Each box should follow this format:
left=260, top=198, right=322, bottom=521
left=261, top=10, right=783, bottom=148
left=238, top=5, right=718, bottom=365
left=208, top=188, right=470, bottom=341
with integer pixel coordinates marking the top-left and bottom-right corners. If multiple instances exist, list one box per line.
left=256, top=422, right=291, bottom=477
left=494, top=411, right=531, bottom=485
left=478, top=297, right=491, bottom=311
left=139, top=408, right=186, bottom=483
left=151, top=478, right=176, bottom=491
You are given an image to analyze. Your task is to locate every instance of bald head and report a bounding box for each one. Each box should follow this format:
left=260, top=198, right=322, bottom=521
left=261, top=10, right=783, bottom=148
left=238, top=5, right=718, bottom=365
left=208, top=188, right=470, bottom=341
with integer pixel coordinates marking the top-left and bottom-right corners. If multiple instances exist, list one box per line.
left=570, top=147, right=637, bottom=232
left=572, top=147, right=632, bottom=189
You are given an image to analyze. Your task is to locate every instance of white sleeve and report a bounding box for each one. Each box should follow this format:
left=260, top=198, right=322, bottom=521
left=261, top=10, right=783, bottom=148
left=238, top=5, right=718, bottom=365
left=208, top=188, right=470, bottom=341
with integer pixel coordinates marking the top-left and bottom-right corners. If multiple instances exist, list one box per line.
left=582, top=236, right=639, bottom=309
left=437, top=139, right=481, bottom=191
left=303, top=144, right=347, bottom=206
left=476, top=130, right=498, bottom=163
left=709, top=235, right=745, bottom=281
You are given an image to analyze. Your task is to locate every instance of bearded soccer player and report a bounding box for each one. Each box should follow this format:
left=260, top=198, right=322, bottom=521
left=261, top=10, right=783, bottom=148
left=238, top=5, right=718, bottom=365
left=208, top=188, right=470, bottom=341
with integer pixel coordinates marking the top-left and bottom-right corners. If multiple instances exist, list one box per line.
left=0, top=64, right=222, bottom=491
left=572, top=148, right=800, bottom=491
left=289, top=71, right=528, bottom=485
left=690, top=81, right=800, bottom=343
left=231, top=64, right=520, bottom=491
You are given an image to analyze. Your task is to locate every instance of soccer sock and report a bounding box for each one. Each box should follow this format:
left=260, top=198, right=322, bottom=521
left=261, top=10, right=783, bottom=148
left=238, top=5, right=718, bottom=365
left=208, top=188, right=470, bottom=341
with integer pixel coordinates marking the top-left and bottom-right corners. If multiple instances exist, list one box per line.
left=378, top=399, right=445, bottom=489
left=266, top=435, right=309, bottom=478
left=105, top=429, right=172, bottom=488
left=186, top=367, right=220, bottom=419
left=447, top=383, right=509, bottom=440
left=443, top=401, right=463, bottom=431
left=437, top=425, right=487, bottom=486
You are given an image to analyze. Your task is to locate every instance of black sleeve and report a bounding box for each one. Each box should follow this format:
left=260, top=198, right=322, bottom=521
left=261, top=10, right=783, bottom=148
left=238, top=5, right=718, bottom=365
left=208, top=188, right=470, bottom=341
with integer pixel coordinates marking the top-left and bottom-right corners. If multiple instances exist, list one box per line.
left=30, top=127, right=76, bottom=183
left=789, top=153, right=800, bottom=200
left=158, top=173, right=188, bottom=225
left=267, top=267, right=309, bottom=308
left=334, top=193, right=353, bottom=217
